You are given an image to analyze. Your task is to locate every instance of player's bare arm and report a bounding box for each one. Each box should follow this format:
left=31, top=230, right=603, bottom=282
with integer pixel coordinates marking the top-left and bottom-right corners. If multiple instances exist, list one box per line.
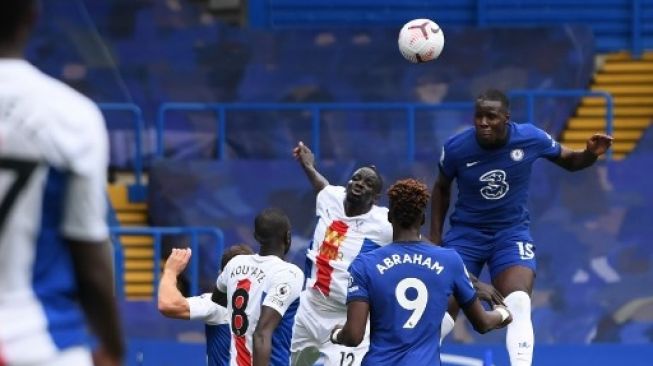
left=554, top=133, right=614, bottom=171
left=253, top=306, right=284, bottom=366
left=69, top=239, right=124, bottom=366
left=429, top=170, right=452, bottom=244
left=293, top=141, right=329, bottom=192
left=330, top=300, right=369, bottom=347
left=462, top=298, right=512, bottom=334
left=158, top=248, right=193, bottom=319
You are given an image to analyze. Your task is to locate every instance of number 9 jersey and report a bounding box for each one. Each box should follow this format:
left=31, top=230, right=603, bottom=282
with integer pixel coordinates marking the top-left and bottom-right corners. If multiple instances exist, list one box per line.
left=216, top=254, right=304, bottom=366
left=347, top=242, right=476, bottom=366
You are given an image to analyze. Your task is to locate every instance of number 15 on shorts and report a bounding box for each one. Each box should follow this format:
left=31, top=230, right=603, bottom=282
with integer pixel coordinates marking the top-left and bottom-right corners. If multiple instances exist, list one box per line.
left=516, top=241, right=534, bottom=260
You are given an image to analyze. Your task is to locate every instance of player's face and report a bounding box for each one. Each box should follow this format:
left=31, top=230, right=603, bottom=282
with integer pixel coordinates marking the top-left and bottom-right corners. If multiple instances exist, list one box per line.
left=474, top=99, right=509, bottom=146
left=346, top=167, right=380, bottom=204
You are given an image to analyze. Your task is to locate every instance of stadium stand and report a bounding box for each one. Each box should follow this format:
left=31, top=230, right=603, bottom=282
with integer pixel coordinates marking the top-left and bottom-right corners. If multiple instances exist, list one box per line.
left=22, top=0, right=653, bottom=364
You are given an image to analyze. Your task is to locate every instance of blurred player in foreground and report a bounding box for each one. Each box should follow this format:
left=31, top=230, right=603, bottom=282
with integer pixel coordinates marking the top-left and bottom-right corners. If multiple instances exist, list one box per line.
left=431, top=89, right=613, bottom=365
left=158, top=244, right=254, bottom=366
left=0, top=1, right=124, bottom=365
left=332, top=179, right=511, bottom=365
left=290, top=142, right=392, bottom=366
left=213, top=208, right=304, bottom=366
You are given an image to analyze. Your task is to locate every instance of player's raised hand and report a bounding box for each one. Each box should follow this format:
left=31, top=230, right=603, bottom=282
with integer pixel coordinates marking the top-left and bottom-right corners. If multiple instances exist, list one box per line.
left=163, top=248, right=192, bottom=276
left=293, top=141, right=315, bottom=167
left=475, top=281, right=505, bottom=306
left=585, top=133, right=613, bottom=157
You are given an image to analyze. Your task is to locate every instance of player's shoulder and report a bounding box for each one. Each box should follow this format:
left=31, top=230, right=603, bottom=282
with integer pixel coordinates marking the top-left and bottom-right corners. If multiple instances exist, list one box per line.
left=368, top=204, right=390, bottom=226
left=434, top=246, right=467, bottom=266
left=29, top=66, right=102, bottom=123
left=270, top=260, right=304, bottom=283
left=443, top=127, right=475, bottom=153
left=513, top=121, right=547, bottom=138
left=446, top=127, right=475, bottom=145
left=355, top=243, right=391, bottom=262
left=317, top=185, right=345, bottom=204
left=223, top=253, right=251, bottom=269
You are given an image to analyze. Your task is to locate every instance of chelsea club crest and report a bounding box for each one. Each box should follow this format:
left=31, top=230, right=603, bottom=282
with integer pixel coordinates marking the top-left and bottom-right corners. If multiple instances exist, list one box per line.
left=510, top=148, right=524, bottom=161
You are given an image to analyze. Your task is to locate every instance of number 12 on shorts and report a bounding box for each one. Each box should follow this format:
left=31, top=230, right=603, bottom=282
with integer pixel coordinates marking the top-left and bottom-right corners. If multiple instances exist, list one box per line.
left=516, top=241, right=534, bottom=260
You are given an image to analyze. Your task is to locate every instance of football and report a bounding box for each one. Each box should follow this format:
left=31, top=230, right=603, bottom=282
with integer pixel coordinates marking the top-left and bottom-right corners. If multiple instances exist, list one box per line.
left=398, top=18, right=445, bottom=63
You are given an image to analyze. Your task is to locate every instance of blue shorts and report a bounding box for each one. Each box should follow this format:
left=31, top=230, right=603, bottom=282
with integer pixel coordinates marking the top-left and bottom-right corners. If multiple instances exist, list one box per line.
left=442, top=225, right=536, bottom=279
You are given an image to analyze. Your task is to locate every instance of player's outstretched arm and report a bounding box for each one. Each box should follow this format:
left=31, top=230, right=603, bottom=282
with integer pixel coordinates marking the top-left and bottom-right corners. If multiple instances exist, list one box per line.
left=330, top=300, right=369, bottom=347
left=293, top=141, right=329, bottom=193
left=158, top=248, right=192, bottom=319
left=462, top=299, right=512, bottom=334
left=554, top=133, right=613, bottom=171
left=69, top=239, right=124, bottom=366
left=429, top=171, right=452, bottom=244
left=253, top=306, right=283, bottom=366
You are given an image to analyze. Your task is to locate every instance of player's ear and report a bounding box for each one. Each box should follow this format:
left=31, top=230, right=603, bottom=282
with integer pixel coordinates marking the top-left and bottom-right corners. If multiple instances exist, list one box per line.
left=420, top=212, right=425, bottom=226
left=284, top=230, right=292, bottom=254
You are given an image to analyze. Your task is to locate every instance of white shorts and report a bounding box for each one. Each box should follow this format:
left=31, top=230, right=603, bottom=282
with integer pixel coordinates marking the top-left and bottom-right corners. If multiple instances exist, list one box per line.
left=291, top=291, right=369, bottom=366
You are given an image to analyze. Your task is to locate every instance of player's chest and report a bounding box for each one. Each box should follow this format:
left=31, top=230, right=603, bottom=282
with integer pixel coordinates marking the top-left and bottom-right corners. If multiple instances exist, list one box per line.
left=314, top=217, right=377, bottom=258
left=457, top=145, right=535, bottom=185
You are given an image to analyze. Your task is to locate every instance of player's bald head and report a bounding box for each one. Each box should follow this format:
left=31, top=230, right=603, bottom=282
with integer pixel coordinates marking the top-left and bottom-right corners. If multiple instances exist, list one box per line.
left=0, top=0, right=38, bottom=46
left=254, top=208, right=291, bottom=248
left=476, top=89, right=510, bottom=113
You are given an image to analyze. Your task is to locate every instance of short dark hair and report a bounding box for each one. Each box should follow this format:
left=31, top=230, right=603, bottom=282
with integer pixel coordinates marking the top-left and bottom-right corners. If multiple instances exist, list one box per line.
left=254, top=208, right=291, bottom=246
left=387, top=179, right=430, bottom=228
left=221, top=244, right=254, bottom=269
left=0, top=0, right=36, bottom=43
left=477, top=89, right=510, bottom=111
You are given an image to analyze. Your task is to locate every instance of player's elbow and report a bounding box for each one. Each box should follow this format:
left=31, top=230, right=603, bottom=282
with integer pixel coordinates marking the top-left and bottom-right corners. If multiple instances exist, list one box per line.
left=340, top=331, right=364, bottom=347
left=157, top=298, right=184, bottom=319
left=470, top=318, right=493, bottom=334
left=252, top=328, right=272, bottom=349
left=157, top=299, right=175, bottom=317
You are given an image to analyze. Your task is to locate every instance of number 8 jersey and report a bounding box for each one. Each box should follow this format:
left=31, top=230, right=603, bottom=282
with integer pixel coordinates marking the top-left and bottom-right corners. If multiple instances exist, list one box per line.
left=347, top=242, right=476, bottom=366
left=216, top=254, right=304, bottom=366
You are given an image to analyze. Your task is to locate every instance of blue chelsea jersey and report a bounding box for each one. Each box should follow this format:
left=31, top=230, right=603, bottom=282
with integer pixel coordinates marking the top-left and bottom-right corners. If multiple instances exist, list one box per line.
left=439, top=122, right=561, bottom=231
left=347, top=242, right=477, bottom=366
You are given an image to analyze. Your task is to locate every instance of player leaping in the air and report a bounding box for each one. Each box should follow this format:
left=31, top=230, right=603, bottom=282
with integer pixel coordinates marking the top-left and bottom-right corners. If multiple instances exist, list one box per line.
left=431, top=89, right=613, bottom=366
left=290, top=142, right=393, bottom=366
left=331, top=178, right=511, bottom=365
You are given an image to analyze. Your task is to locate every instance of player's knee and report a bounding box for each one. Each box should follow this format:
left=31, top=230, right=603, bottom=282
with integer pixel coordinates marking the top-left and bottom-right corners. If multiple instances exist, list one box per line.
left=504, top=291, right=531, bottom=320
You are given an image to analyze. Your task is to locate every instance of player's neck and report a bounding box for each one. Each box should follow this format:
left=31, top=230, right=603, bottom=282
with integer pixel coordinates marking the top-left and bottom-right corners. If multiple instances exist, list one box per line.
left=258, top=246, right=285, bottom=259
left=477, top=129, right=509, bottom=149
left=0, top=41, right=25, bottom=59
left=393, top=229, right=422, bottom=242
left=343, top=199, right=372, bottom=217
